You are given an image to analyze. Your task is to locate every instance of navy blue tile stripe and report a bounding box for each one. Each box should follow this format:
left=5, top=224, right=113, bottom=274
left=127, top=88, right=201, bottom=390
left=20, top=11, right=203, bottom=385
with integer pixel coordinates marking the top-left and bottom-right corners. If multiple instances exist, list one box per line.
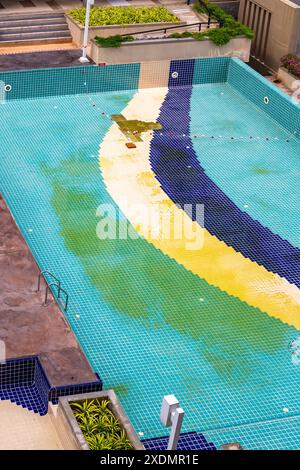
left=143, top=431, right=217, bottom=450
left=169, top=59, right=195, bottom=88
left=150, top=59, right=300, bottom=288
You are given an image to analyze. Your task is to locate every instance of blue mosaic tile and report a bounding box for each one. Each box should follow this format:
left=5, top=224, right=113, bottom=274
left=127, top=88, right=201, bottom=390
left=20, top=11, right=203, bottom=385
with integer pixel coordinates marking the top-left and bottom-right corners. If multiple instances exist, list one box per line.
left=169, top=59, right=195, bottom=87
left=228, top=59, right=300, bottom=138
left=0, top=357, right=102, bottom=415
left=193, top=57, right=230, bottom=84
left=143, top=432, right=216, bottom=451
left=150, top=67, right=300, bottom=288
left=0, top=63, right=140, bottom=101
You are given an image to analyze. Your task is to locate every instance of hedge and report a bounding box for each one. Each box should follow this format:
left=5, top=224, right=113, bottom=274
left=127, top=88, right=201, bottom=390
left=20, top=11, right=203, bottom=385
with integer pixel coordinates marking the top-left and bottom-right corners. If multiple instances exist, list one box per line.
left=193, top=0, right=254, bottom=43
left=93, top=0, right=254, bottom=48
left=68, top=6, right=180, bottom=27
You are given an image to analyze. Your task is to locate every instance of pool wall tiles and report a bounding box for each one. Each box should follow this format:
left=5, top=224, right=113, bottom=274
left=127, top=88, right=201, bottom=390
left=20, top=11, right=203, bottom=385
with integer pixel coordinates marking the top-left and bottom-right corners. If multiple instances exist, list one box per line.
left=168, top=59, right=195, bottom=87
left=228, top=58, right=300, bottom=137
left=168, top=58, right=230, bottom=87
left=193, top=57, right=230, bottom=84
left=0, top=356, right=103, bottom=415
left=0, top=63, right=140, bottom=101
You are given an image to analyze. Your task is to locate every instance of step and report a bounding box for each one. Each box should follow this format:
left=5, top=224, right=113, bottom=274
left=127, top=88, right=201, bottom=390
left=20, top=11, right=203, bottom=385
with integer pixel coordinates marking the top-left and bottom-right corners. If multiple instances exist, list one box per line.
left=0, top=18, right=67, bottom=28
left=0, top=12, right=65, bottom=22
left=0, top=31, right=71, bottom=42
left=0, top=36, right=72, bottom=46
left=0, top=23, right=69, bottom=34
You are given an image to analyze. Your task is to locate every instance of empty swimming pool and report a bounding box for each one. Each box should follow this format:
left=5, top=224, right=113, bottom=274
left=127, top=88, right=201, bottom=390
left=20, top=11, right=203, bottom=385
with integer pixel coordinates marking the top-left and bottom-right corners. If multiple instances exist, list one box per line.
left=0, top=58, right=300, bottom=449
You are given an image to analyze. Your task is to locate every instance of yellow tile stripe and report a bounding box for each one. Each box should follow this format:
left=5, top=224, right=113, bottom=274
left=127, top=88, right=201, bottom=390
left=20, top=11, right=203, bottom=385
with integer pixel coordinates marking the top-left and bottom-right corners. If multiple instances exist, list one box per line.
left=99, top=87, right=300, bottom=329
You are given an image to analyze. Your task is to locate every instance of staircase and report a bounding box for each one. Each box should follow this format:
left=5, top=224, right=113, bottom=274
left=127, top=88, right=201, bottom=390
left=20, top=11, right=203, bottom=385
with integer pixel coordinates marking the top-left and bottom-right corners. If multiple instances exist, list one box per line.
left=0, top=11, right=72, bottom=46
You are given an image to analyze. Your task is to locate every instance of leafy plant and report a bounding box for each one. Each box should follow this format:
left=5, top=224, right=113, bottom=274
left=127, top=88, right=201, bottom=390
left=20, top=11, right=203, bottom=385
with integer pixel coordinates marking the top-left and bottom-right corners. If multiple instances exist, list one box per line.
left=68, top=6, right=179, bottom=27
left=280, top=53, right=300, bottom=79
left=205, top=28, right=231, bottom=46
left=85, top=433, right=113, bottom=450
left=71, top=398, right=99, bottom=418
left=78, top=415, right=98, bottom=435
left=193, top=0, right=254, bottom=45
left=94, top=34, right=134, bottom=48
left=111, top=430, right=133, bottom=450
left=70, top=398, right=134, bottom=451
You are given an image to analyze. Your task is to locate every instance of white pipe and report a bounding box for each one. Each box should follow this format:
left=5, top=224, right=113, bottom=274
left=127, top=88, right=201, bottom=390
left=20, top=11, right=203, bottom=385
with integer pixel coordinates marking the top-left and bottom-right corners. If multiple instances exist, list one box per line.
left=167, top=407, right=185, bottom=451
left=79, top=0, right=94, bottom=63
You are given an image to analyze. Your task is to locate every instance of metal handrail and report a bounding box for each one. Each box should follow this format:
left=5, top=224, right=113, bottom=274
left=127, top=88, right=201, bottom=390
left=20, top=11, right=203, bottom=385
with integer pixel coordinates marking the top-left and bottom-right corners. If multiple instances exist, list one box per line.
left=198, top=0, right=225, bottom=28
left=44, top=282, right=69, bottom=312
left=37, top=270, right=61, bottom=292
left=119, top=20, right=220, bottom=38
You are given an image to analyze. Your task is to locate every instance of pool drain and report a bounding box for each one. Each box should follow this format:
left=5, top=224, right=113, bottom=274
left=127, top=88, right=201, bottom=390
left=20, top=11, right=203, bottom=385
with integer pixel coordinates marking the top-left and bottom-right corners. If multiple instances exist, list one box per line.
left=264, top=96, right=269, bottom=105
left=4, top=84, right=12, bottom=92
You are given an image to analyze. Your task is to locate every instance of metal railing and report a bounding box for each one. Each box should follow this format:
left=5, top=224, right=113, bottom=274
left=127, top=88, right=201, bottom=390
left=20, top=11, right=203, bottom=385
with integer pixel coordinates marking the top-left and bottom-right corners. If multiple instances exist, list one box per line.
left=119, top=19, right=221, bottom=38
left=37, top=270, right=69, bottom=312
left=37, top=270, right=60, bottom=293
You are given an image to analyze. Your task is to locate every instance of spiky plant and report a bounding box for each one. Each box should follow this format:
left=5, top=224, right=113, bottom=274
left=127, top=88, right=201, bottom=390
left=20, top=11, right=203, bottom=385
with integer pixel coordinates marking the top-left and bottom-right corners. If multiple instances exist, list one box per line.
left=71, top=398, right=134, bottom=450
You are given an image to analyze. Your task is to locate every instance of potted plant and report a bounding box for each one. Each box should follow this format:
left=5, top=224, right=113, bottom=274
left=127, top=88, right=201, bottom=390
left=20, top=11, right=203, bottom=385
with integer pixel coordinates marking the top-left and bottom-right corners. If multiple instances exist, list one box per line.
left=54, top=390, right=144, bottom=450
left=277, top=54, right=300, bottom=92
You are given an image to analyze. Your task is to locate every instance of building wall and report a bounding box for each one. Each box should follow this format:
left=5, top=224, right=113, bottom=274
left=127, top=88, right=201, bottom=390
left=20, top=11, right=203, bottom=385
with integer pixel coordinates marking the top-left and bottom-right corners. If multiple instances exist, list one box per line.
left=211, top=1, right=241, bottom=18
left=238, top=0, right=300, bottom=70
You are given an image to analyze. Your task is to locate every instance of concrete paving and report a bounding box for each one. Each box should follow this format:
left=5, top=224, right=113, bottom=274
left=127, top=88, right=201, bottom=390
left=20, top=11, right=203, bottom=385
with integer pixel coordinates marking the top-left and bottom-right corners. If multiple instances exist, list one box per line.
left=0, top=47, right=93, bottom=69
left=0, top=195, right=97, bottom=386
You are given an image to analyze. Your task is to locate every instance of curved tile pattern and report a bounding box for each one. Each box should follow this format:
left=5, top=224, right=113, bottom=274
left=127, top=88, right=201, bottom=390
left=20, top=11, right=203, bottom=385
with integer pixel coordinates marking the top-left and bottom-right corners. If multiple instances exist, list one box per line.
left=99, top=88, right=300, bottom=328
left=150, top=60, right=300, bottom=290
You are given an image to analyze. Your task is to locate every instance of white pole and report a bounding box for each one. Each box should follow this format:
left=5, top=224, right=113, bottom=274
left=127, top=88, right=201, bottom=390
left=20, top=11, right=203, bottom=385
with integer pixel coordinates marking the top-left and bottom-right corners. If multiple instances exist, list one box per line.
left=167, top=407, right=185, bottom=450
left=79, top=0, right=94, bottom=63
left=160, top=395, right=185, bottom=451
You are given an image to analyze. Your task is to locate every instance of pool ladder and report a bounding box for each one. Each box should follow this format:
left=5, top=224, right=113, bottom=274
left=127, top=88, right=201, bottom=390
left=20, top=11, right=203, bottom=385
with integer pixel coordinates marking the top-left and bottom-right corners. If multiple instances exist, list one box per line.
left=37, top=270, right=69, bottom=312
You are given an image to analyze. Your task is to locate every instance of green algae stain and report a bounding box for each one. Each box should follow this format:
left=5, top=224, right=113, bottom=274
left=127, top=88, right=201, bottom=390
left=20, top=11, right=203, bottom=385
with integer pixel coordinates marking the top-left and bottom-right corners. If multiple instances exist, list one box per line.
left=111, top=114, right=162, bottom=142
left=42, top=151, right=296, bottom=385
left=253, top=167, right=273, bottom=175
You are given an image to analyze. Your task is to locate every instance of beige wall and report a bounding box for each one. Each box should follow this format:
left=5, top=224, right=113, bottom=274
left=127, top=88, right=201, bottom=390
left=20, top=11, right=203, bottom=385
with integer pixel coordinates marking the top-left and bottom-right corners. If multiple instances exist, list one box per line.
left=239, top=0, right=300, bottom=70
left=90, top=37, right=251, bottom=66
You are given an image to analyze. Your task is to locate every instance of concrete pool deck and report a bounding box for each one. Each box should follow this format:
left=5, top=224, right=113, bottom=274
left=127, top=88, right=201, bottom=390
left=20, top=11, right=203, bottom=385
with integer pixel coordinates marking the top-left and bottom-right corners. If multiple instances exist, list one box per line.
left=0, top=194, right=97, bottom=386
left=0, top=48, right=93, bottom=70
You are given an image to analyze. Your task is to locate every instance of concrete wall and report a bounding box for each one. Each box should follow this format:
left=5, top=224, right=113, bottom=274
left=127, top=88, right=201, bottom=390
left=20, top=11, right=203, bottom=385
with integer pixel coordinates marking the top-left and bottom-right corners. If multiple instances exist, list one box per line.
left=65, top=14, right=185, bottom=46
left=239, top=0, right=300, bottom=70
left=211, top=1, right=241, bottom=18
left=90, top=36, right=251, bottom=66
left=277, top=66, right=300, bottom=90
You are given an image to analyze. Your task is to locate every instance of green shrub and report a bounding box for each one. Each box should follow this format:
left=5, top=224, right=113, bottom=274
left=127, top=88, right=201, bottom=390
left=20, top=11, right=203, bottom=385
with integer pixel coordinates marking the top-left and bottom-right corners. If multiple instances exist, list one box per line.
left=68, top=6, right=179, bottom=27
left=92, top=1, right=254, bottom=49
left=206, top=28, right=231, bottom=45
left=193, top=0, right=254, bottom=45
left=168, top=28, right=235, bottom=46
left=94, top=35, right=134, bottom=48
left=70, top=399, right=133, bottom=451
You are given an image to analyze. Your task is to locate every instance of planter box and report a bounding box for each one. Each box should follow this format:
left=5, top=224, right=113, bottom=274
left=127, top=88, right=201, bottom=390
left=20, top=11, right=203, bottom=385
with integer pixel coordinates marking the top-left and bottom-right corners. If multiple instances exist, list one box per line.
left=54, top=390, right=144, bottom=450
left=65, top=14, right=185, bottom=46
left=277, top=67, right=300, bottom=91
left=90, top=36, right=251, bottom=65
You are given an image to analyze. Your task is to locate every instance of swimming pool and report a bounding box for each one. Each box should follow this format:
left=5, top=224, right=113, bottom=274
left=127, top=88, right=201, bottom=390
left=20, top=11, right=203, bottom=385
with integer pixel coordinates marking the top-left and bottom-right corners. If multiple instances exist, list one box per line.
left=0, top=58, right=300, bottom=449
